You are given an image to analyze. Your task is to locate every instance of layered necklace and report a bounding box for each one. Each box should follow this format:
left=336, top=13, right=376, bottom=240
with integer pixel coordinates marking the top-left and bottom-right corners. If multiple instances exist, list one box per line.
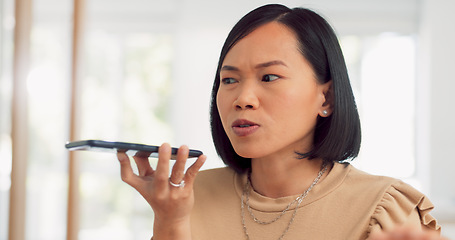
left=241, top=164, right=328, bottom=240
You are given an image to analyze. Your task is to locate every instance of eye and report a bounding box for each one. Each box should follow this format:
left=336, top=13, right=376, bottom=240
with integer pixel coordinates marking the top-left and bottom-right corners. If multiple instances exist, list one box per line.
left=262, top=74, right=280, bottom=82
left=221, top=77, right=237, bottom=85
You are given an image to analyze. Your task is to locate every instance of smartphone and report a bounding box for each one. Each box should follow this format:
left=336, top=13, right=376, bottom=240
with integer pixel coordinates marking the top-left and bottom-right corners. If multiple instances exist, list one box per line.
left=65, top=140, right=203, bottom=160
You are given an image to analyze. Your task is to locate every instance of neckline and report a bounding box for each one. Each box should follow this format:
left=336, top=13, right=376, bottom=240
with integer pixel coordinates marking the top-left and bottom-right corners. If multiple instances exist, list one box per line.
left=234, top=162, right=351, bottom=212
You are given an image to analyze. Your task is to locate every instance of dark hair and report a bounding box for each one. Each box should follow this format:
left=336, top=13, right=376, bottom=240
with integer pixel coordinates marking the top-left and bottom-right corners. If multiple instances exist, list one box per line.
left=210, top=4, right=361, bottom=173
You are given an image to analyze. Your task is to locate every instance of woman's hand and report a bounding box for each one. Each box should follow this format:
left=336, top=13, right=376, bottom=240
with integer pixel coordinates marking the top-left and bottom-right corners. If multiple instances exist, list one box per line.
left=369, top=227, right=448, bottom=240
left=117, top=143, right=206, bottom=240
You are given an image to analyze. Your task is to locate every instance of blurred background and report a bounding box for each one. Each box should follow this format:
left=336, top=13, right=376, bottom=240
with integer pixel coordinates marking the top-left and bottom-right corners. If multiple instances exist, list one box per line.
left=0, top=0, right=454, bottom=239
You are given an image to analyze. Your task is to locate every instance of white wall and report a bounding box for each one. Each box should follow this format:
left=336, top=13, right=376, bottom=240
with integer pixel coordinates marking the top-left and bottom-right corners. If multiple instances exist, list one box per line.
left=418, top=0, right=455, bottom=222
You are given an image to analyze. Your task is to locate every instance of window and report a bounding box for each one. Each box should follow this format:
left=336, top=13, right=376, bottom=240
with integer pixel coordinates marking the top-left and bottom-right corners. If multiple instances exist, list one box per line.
left=341, top=34, right=419, bottom=188
left=0, top=0, right=15, bottom=239
left=77, top=31, right=174, bottom=239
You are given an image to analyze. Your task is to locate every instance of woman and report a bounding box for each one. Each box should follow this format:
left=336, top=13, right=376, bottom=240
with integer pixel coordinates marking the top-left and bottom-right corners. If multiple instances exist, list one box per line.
left=117, top=4, right=442, bottom=240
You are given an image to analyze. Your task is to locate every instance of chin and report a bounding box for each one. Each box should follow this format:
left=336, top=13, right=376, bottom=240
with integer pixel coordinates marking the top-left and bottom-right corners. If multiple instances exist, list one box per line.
left=232, top=145, right=264, bottom=159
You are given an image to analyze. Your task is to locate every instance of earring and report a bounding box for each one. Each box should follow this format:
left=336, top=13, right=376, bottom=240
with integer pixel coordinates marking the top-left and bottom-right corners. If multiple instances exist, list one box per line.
left=322, top=110, right=328, bottom=116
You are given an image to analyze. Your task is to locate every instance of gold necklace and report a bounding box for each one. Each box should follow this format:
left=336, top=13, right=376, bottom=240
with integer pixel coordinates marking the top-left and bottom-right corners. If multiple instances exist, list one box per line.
left=241, top=164, right=328, bottom=240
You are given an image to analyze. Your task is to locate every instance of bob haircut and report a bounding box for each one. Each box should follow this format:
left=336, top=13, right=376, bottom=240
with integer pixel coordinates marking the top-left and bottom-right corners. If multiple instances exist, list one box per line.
left=210, top=4, right=361, bottom=173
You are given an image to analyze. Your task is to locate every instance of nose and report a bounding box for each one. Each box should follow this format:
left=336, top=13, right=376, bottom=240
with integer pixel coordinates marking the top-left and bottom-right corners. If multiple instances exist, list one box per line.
left=233, top=85, right=259, bottom=110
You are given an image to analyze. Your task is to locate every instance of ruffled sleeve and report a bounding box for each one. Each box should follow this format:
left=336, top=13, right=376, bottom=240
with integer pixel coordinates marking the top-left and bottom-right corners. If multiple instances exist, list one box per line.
left=367, top=180, right=441, bottom=236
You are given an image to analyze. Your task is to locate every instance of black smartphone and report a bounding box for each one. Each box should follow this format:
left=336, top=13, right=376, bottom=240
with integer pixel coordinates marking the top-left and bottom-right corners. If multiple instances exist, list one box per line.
left=65, top=140, right=203, bottom=160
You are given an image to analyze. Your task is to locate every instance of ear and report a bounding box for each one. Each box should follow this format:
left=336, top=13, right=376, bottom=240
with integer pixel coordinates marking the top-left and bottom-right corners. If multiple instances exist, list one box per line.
left=319, top=80, right=333, bottom=117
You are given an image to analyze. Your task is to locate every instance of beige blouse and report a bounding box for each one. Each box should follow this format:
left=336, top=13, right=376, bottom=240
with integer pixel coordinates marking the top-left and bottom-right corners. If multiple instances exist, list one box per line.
left=191, top=162, right=440, bottom=240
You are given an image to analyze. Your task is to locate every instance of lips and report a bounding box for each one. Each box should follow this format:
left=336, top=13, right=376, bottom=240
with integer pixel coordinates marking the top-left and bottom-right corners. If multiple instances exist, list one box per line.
left=231, top=119, right=260, bottom=137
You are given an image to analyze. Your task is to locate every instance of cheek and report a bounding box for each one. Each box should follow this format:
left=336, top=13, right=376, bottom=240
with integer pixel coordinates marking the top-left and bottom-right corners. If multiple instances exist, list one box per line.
left=273, top=89, right=321, bottom=119
left=216, top=91, right=230, bottom=127
left=275, top=87, right=307, bottom=107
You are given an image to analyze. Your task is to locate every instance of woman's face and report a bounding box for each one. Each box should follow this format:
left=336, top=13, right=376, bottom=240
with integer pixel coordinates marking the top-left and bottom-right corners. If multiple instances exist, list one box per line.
left=217, top=22, right=331, bottom=160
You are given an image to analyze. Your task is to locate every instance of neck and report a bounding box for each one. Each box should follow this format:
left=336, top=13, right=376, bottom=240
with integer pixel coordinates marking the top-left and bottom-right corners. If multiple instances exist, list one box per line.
left=249, top=155, right=329, bottom=198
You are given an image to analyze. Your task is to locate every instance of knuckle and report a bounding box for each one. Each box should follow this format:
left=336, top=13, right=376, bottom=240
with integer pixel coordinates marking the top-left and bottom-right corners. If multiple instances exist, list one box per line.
left=121, top=175, right=133, bottom=184
left=169, top=191, right=190, bottom=202
left=186, top=169, right=197, bottom=179
left=153, top=193, right=167, bottom=203
left=155, top=175, right=168, bottom=185
left=169, top=193, right=180, bottom=201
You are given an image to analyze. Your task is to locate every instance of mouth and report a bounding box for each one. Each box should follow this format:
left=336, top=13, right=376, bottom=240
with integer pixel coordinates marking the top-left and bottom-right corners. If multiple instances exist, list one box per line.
left=231, top=119, right=260, bottom=137
left=232, top=119, right=259, bottom=128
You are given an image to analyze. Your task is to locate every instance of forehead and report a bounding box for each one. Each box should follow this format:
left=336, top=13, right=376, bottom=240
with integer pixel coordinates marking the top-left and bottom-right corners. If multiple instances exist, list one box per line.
left=223, top=22, right=302, bottom=66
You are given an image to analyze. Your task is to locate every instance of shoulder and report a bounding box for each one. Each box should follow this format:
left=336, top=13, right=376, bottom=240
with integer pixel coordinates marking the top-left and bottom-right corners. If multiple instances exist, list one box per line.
left=193, top=167, right=237, bottom=194
left=192, top=167, right=240, bottom=216
left=367, top=179, right=440, bottom=233
left=344, top=164, right=398, bottom=187
left=336, top=164, right=440, bottom=235
left=329, top=163, right=402, bottom=199
left=195, top=167, right=236, bottom=184
left=342, top=165, right=441, bottom=234
left=345, top=165, right=432, bottom=212
left=341, top=164, right=417, bottom=200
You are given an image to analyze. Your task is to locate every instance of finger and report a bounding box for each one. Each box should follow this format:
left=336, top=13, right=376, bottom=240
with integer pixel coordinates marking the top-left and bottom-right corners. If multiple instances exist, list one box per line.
left=117, top=152, right=138, bottom=186
left=399, top=226, right=437, bottom=240
left=183, top=154, right=206, bottom=186
left=170, top=145, right=189, bottom=185
left=389, top=227, right=418, bottom=240
left=155, top=143, right=172, bottom=188
left=133, top=154, right=154, bottom=176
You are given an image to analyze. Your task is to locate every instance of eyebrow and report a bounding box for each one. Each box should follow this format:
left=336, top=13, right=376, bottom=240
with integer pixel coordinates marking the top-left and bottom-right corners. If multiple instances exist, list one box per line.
left=221, top=60, right=288, bottom=71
